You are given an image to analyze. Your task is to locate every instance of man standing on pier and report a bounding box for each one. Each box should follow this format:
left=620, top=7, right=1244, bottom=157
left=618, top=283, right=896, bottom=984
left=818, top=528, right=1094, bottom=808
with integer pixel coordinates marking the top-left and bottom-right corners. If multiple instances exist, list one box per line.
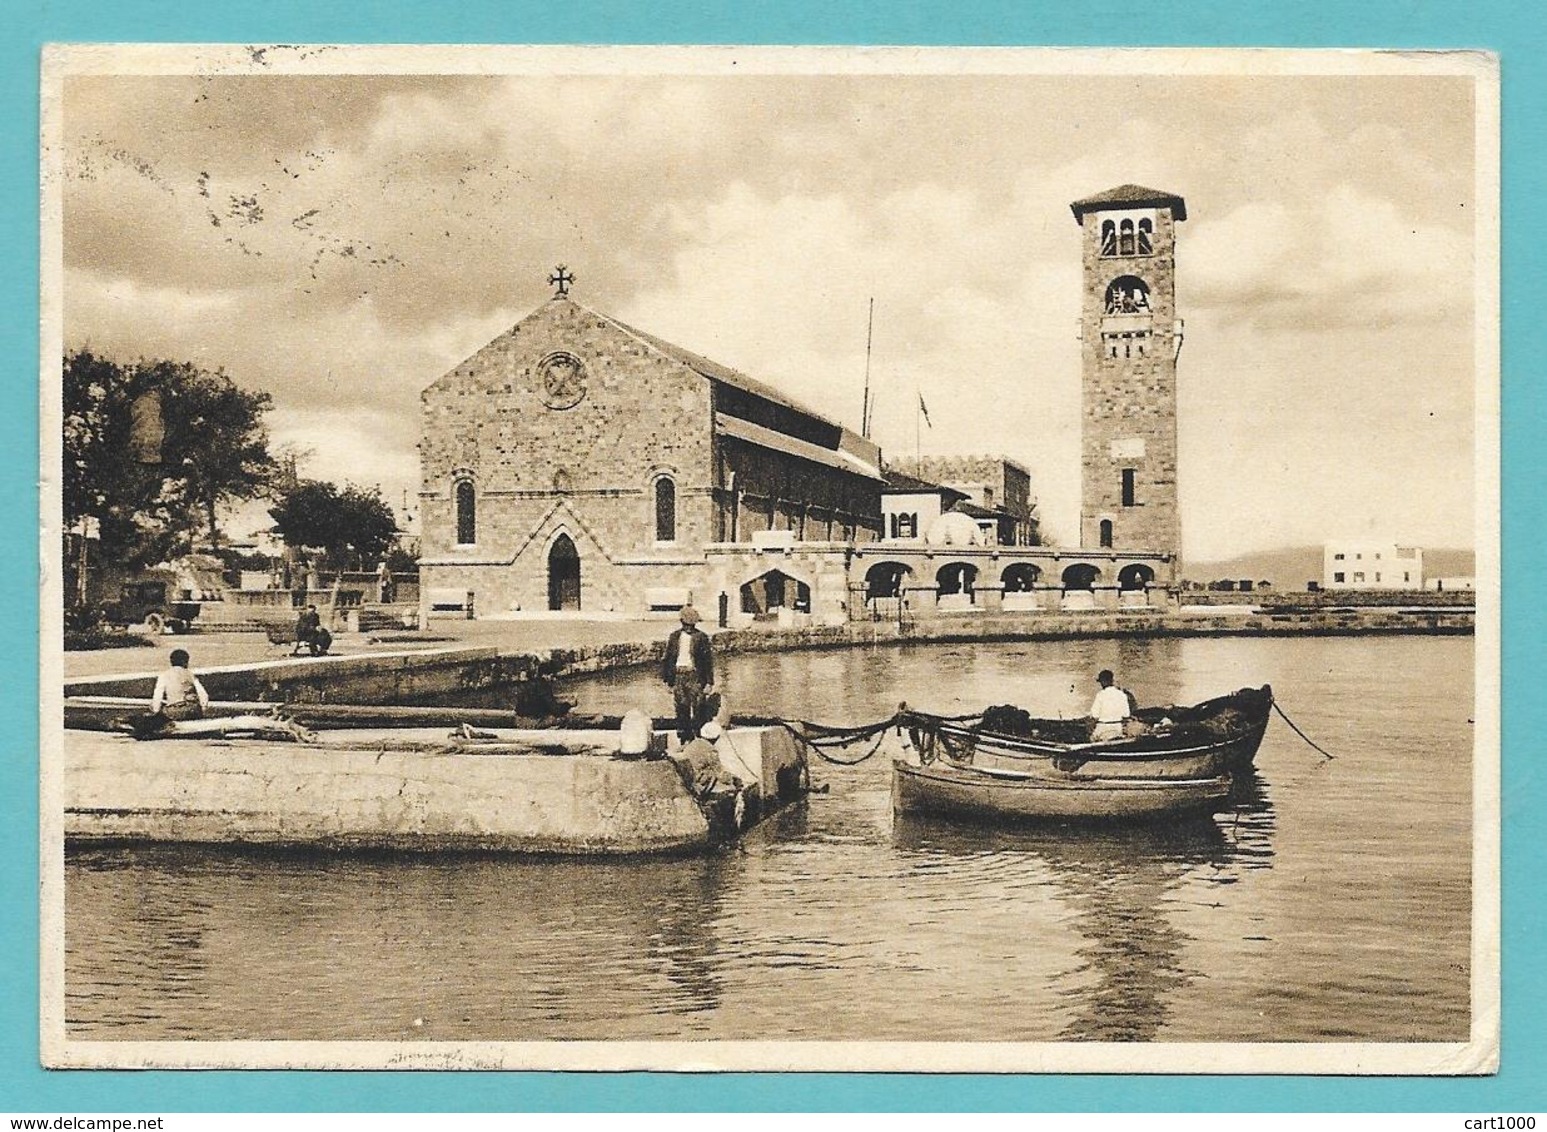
left=662, top=605, right=715, bottom=742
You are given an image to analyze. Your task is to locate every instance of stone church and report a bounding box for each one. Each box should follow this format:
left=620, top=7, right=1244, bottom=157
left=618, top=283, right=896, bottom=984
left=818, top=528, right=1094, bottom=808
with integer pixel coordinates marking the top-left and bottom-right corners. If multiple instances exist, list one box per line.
left=418, top=184, right=1185, bottom=623
left=417, top=289, right=887, bottom=622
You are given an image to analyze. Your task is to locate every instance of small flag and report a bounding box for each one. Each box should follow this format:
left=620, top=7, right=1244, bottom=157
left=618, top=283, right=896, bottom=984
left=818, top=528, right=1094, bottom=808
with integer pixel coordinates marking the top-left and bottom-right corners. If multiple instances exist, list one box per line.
left=918, top=393, right=933, bottom=428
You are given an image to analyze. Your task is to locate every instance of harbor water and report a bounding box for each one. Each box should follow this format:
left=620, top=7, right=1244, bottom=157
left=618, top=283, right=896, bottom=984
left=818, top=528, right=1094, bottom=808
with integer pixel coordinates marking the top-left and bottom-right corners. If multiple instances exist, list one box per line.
left=65, top=634, right=1474, bottom=1042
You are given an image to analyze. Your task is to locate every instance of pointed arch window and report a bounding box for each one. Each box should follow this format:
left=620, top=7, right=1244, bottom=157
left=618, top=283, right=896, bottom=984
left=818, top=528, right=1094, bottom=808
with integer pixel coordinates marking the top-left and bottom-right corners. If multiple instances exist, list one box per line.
left=454, top=479, right=476, bottom=545
left=654, top=476, right=677, bottom=543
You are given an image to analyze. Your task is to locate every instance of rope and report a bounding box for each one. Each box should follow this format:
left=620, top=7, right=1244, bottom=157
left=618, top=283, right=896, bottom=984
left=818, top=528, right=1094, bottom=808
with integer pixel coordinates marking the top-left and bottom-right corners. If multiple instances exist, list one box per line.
left=798, top=726, right=894, bottom=765
left=775, top=703, right=985, bottom=766
left=1270, top=697, right=1336, bottom=760
left=774, top=716, right=898, bottom=764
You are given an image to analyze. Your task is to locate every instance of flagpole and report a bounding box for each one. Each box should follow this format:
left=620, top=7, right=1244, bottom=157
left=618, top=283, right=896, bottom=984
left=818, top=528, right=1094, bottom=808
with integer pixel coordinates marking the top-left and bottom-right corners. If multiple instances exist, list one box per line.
left=861, top=297, right=875, bottom=438
left=916, top=384, right=921, bottom=465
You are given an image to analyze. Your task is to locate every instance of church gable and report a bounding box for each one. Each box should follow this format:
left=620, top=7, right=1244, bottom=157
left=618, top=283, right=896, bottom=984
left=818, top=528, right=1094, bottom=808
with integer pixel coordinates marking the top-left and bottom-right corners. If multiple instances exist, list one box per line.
left=420, top=297, right=717, bottom=498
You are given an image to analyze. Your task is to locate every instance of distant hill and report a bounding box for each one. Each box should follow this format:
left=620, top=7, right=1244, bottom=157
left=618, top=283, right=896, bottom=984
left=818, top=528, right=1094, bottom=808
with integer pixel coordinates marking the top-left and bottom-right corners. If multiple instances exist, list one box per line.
left=1186, top=546, right=1475, bottom=589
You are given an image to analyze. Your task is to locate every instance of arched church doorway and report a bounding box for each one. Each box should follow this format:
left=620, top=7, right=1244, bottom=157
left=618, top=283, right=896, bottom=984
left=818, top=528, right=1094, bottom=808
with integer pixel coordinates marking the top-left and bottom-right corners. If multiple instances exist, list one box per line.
left=1001, top=562, right=1041, bottom=593
left=548, top=534, right=581, bottom=611
left=864, top=561, right=911, bottom=601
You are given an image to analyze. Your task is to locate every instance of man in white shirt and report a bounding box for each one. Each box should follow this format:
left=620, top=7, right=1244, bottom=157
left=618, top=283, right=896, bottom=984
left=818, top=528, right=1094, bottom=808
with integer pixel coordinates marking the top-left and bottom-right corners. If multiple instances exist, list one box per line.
left=149, top=648, right=211, bottom=722
left=1088, top=668, right=1132, bottom=742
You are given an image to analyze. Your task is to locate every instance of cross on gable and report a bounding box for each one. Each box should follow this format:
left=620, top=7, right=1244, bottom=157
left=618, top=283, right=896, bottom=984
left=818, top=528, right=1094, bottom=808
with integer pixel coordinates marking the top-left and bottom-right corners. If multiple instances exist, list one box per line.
left=548, top=264, right=575, bottom=297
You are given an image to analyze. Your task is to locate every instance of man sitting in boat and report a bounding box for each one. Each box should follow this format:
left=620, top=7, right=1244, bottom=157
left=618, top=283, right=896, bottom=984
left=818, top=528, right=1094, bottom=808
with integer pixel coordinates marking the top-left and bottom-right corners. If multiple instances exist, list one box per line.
left=1088, top=669, right=1137, bottom=742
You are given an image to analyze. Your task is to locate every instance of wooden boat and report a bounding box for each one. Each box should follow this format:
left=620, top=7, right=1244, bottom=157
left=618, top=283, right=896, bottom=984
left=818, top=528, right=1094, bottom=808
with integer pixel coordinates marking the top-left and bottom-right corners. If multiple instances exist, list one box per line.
left=897, top=685, right=1272, bottom=781
left=891, top=757, right=1233, bottom=823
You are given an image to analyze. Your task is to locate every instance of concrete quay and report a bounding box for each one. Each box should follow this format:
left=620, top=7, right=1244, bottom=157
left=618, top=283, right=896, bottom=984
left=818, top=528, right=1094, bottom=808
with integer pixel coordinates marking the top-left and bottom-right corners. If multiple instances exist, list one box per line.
left=65, top=723, right=806, bottom=855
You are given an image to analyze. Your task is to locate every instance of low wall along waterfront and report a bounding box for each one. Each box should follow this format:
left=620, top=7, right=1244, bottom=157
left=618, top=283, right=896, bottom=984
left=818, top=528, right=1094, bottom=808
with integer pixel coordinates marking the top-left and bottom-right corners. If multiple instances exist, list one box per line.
left=65, top=604, right=1473, bottom=710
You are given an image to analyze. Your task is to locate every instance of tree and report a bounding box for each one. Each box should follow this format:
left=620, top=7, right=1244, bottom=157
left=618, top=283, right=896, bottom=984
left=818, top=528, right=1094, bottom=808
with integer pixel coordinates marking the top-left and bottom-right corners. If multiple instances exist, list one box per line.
left=146, top=359, right=279, bottom=547
left=63, top=350, right=279, bottom=580
left=269, top=479, right=398, bottom=569
left=65, top=351, right=187, bottom=573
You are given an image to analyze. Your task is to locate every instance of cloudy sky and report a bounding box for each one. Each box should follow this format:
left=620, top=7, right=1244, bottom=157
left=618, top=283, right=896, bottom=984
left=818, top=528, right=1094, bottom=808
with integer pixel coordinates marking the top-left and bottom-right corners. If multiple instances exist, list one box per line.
left=58, top=55, right=1482, bottom=561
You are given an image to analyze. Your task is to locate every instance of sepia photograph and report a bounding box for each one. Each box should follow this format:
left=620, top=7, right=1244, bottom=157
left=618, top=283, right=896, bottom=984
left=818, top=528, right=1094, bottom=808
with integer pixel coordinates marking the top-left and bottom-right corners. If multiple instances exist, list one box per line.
left=39, top=45, right=1498, bottom=1073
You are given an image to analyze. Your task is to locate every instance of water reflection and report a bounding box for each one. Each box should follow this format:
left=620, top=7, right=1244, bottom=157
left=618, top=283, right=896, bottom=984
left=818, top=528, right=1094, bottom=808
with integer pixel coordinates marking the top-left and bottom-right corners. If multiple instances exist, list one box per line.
left=892, top=771, right=1277, bottom=1043
left=67, top=845, right=742, bottom=1039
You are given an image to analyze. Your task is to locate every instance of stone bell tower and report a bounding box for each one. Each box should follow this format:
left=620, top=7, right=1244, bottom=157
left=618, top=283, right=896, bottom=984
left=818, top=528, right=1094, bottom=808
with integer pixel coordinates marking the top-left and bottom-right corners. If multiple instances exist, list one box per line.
left=1071, top=184, right=1186, bottom=569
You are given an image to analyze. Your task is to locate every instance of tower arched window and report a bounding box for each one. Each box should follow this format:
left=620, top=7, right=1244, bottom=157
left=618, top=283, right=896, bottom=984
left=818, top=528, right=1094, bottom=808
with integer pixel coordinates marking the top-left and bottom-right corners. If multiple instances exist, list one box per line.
left=1099, top=519, right=1114, bottom=548
left=454, top=479, right=476, bottom=545
left=1104, top=276, right=1151, bottom=315
left=1100, top=220, right=1117, bottom=256
left=1119, top=219, right=1136, bottom=256
left=654, top=476, right=676, bottom=543
left=1137, top=218, right=1154, bottom=255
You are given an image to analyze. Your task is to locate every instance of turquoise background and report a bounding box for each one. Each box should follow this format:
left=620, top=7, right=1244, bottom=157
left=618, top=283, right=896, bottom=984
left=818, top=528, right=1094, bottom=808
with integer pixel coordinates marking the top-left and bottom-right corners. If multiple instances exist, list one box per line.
left=4, top=0, right=1540, bottom=1113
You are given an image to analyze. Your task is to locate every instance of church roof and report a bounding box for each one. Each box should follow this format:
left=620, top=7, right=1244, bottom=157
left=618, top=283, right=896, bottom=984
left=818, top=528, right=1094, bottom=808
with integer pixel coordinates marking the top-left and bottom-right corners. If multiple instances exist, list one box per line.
left=716, top=413, right=884, bottom=481
left=950, top=500, right=1002, bottom=520
left=1070, top=184, right=1187, bottom=223
left=592, top=306, right=853, bottom=436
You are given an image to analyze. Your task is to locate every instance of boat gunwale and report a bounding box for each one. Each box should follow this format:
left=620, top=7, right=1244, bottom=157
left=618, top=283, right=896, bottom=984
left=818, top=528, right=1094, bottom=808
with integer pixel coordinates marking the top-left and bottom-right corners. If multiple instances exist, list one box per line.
left=929, top=721, right=1262, bottom=761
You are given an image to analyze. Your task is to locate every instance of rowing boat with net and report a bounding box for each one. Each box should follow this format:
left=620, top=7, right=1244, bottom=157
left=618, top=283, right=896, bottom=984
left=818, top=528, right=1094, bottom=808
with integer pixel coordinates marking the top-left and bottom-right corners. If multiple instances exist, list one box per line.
left=895, top=684, right=1273, bottom=782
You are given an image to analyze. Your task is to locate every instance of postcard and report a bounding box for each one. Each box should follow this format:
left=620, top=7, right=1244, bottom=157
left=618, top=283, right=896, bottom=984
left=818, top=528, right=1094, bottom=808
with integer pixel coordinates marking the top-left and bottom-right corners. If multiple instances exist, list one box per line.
left=40, top=44, right=1499, bottom=1073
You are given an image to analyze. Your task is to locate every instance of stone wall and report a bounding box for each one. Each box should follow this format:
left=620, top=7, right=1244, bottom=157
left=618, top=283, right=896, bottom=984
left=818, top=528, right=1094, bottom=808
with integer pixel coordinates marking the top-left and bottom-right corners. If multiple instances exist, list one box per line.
left=1258, top=589, right=1477, bottom=610
left=65, top=728, right=710, bottom=853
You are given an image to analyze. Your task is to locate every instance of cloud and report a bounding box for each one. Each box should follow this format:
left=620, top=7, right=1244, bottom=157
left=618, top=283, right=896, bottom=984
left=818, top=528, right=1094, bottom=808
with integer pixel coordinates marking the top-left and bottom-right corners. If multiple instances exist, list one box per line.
left=1185, top=184, right=1472, bottom=331
left=619, top=179, right=1089, bottom=540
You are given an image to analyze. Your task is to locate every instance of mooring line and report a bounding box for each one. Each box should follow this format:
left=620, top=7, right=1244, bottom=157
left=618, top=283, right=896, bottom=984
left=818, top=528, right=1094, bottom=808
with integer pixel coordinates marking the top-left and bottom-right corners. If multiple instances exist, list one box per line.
left=1270, top=698, right=1337, bottom=760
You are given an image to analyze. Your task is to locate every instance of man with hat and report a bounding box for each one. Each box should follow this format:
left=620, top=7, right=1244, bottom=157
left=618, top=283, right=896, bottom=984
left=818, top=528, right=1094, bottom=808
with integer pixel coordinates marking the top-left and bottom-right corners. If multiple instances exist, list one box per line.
left=661, top=604, right=715, bottom=742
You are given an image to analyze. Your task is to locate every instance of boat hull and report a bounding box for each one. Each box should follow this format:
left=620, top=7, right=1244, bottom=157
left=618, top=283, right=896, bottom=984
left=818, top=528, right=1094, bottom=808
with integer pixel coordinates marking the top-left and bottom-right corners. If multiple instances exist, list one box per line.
left=891, top=758, right=1232, bottom=823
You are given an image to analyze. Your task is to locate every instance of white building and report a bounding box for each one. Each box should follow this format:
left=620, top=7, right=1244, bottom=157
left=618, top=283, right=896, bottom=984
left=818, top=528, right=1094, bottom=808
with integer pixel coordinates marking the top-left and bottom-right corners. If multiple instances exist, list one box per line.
left=1323, top=542, right=1424, bottom=590
left=880, top=471, right=967, bottom=543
